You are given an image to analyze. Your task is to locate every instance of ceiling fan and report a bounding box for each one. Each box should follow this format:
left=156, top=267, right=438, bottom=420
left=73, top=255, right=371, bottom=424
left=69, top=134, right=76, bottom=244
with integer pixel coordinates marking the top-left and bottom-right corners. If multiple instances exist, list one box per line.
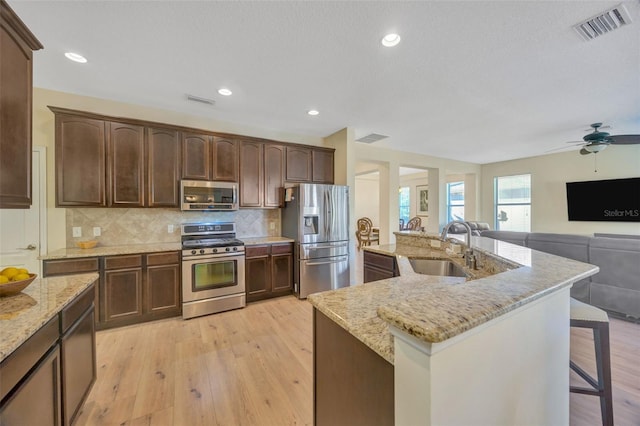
left=569, top=123, right=640, bottom=155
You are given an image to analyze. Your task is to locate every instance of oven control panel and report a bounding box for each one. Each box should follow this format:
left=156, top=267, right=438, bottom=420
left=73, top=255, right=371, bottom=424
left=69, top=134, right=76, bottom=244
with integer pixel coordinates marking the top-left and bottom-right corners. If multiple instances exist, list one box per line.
left=182, top=245, right=245, bottom=258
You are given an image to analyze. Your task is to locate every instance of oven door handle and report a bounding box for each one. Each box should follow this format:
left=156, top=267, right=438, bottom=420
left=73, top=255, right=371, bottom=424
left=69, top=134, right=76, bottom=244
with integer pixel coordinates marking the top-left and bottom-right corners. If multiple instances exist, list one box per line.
left=304, top=256, right=348, bottom=266
left=183, top=252, right=245, bottom=261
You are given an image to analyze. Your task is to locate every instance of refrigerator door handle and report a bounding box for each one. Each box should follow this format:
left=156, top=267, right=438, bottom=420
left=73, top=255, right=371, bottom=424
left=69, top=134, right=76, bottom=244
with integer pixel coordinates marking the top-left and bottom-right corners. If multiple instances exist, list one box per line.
left=305, top=256, right=349, bottom=266
left=307, top=242, right=349, bottom=249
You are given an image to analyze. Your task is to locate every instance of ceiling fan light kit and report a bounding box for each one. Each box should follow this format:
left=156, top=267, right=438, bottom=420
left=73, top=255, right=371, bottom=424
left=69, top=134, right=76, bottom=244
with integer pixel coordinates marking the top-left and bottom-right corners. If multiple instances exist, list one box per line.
left=583, top=143, right=607, bottom=154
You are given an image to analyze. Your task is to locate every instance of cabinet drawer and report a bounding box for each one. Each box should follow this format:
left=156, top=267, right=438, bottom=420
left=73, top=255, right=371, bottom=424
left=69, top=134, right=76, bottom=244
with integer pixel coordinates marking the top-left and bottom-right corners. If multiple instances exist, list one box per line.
left=271, top=243, right=293, bottom=255
left=60, top=283, right=96, bottom=333
left=363, top=251, right=396, bottom=271
left=0, top=316, right=60, bottom=401
left=43, top=258, right=99, bottom=277
left=104, top=255, right=142, bottom=270
left=146, top=251, right=180, bottom=266
left=246, top=245, right=270, bottom=258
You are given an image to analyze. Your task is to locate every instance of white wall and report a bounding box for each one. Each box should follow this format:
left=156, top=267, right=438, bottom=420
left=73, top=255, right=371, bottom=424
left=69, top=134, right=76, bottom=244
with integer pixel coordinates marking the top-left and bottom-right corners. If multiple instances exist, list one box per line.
left=355, top=143, right=482, bottom=240
left=355, top=173, right=380, bottom=225
left=481, top=148, right=640, bottom=235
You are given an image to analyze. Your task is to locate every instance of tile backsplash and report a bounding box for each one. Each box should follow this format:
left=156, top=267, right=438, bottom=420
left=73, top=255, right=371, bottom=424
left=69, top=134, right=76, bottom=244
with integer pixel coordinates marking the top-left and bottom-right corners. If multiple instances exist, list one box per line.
left=66, top=208, right=280, bottom=247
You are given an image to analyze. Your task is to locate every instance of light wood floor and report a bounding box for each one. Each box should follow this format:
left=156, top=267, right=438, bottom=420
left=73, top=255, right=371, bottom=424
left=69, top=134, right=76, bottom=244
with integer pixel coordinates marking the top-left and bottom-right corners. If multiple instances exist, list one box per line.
left=75, top=296, right=640, bottom=426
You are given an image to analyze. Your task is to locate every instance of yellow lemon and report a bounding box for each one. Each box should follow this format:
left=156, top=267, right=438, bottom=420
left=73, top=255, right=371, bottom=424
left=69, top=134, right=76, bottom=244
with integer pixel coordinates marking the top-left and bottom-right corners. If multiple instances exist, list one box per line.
left=12, top=273, right=30, bottom=282
left=0, top=275, right=9, bottom=284
left=1, top=267, right=19, bottom=279
left=18, top=268, right=29, bottom=274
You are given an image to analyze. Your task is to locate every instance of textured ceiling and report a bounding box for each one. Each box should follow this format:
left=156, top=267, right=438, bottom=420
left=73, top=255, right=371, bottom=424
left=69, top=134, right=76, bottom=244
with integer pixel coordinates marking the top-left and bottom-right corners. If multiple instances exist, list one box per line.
left=11, top=0, right=640, bottom=164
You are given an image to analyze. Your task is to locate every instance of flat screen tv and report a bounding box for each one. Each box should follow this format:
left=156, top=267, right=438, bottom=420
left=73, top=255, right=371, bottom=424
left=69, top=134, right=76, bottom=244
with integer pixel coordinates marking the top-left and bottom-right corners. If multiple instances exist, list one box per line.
left=566, top=177, right=640, bottom=222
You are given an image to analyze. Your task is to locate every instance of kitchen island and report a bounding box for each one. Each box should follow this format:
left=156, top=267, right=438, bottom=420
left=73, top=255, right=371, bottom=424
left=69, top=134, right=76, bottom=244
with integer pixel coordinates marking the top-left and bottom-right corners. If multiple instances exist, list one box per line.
left=0, top=273, right=98, bottom=425
left=308, top=232, right=599, bottom=426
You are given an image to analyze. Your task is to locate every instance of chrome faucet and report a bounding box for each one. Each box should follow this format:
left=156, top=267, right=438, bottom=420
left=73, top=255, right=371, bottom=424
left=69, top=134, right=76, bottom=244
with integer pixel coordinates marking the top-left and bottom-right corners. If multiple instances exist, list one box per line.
left=440, top=220, right=472, bottom=247
left=441, top=221, right=477, bottom=268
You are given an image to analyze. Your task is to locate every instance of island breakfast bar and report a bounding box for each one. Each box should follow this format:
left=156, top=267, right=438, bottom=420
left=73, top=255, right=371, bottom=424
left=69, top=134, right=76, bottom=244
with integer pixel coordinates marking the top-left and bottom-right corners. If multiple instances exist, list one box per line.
left=308, top=232, right=599, bottom=426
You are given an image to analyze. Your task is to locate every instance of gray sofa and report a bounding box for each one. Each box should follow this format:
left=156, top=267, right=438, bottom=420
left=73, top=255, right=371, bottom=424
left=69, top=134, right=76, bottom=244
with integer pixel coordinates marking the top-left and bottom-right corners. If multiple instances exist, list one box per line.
left=479, top=230, right=640, bottom=320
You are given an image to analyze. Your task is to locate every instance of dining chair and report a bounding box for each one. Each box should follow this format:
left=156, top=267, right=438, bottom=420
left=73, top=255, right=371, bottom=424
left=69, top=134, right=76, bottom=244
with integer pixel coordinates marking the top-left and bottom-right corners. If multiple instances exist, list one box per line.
left=399, top=218, right=405, bottom=230
left=356, top=217, right=379, bottom=250
left=406, top=216, right=422, bottom=231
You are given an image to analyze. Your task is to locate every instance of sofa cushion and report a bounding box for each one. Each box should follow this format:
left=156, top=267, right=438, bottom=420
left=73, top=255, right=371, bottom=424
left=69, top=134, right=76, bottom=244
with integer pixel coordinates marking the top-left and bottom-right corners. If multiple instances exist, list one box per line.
left=526, top=233, right=590, bottom=263
left=480, top=230, right=528, bottom=247
left=588, top=237, right=640, bottom=319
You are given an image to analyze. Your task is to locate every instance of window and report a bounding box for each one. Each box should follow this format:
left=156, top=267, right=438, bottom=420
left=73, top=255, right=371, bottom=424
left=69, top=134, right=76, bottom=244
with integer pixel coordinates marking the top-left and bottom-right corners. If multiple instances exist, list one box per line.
left=446, top=181, right=464, bottom=222
left=399, top=187, right=410, bottom=226
left=494, top=174, right=531, bottom=231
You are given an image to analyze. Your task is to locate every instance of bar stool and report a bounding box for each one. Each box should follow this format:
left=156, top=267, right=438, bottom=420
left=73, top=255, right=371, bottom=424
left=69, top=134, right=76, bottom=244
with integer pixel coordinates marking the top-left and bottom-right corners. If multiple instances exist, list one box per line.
left=569, top=297, right=614, bottom=426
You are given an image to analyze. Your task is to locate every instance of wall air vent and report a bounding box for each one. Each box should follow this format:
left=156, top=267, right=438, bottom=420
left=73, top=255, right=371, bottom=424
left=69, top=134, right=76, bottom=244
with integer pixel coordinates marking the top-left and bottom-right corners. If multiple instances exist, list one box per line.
left=186, top=94, right=216, bottom=106
left=573, top=3, right=633, bottom=41
left=355, top=133, right=389, bottom=144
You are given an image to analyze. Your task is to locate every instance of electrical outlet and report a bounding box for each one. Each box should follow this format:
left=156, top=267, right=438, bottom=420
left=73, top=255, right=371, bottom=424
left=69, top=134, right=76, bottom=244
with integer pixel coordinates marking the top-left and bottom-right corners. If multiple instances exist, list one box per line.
left=93, top=227, right=101, bottom=237
left=430, top=239, right=441, bottom=248
left=72, top=227, right=82, bottom=238
left=168, top=224, right=174, bottom=233
left=269, top=221, right=276, bottom=230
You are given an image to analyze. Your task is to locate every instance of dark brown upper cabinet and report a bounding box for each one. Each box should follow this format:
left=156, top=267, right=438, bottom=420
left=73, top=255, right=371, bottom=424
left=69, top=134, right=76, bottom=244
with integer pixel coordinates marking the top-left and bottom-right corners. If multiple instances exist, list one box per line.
left=239, top=141, right=284, bottom=208
left=146, top=127, right=180, bottom=207
left=239, top=140, right=263, bottom=207
left=312, top=149, right=334, bottom=183
left=285, top=146, right=312, bottom=182
left=108, top=122, right=145, bottom=207
left=264, top=144, right=284, bottom=207
left=55, top=114, right=107, bottom=206
left=0, top=0, right=43, bottom=208
left=50, top=107, right=335, bottom=207
left=286, top=146, right=335, bottom=184
left=212, top=136, right=238, bottom=181
left=181, top=132, right=211, bottom=180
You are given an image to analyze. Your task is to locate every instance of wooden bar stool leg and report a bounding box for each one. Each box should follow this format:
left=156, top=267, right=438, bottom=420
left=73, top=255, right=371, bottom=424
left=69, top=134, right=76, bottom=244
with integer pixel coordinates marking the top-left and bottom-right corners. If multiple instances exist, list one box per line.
left=594, top=322, right=614, bottom=426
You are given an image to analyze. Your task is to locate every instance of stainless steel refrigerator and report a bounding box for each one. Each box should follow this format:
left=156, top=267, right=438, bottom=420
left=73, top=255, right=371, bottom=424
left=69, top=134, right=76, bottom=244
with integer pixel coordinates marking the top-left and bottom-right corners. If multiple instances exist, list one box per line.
left=281, top=184, right=350, bottom=299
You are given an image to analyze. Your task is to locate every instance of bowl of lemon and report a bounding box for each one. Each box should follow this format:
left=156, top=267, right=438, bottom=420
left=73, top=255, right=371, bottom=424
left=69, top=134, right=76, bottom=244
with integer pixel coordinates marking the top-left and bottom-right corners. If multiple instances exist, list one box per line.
left=0, top=267, right=37, bottom=297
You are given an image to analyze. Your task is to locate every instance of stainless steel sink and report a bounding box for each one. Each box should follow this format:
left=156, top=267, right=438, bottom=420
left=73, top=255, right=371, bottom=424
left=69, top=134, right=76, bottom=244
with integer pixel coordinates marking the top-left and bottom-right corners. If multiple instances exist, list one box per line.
left=408, top=258, right=467, bottom=277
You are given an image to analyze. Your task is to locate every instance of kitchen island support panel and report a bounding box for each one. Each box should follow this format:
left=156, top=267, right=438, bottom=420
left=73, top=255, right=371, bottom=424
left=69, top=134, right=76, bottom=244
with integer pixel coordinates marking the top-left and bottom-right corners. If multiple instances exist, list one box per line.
left=393, top=287, right=570, bottom=425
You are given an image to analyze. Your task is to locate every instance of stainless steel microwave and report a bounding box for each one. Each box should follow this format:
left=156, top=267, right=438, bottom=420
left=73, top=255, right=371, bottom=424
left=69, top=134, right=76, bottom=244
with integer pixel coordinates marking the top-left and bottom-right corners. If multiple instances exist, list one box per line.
left=180, top=180, right=238, bottom=211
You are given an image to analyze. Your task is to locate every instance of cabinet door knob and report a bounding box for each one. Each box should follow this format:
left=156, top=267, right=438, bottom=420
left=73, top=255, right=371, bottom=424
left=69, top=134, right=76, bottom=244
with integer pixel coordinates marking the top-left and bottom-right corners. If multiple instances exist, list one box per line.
left=20, top=244, right=37, bottom=250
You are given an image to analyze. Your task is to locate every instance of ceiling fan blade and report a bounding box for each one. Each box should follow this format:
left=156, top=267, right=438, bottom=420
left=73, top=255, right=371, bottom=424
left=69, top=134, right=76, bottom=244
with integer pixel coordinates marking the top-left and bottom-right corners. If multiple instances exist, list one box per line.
left=566, top=140, right=585, bottom=144
left=608, top=134, right=640, bottom=145
left=579, top=148, right=592, bottom=155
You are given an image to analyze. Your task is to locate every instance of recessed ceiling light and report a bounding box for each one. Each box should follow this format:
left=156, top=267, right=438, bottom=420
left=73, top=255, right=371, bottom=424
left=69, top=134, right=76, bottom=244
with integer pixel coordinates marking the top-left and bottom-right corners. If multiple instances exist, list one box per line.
left=218, top=88, right=232, bottom=96
left=64, top=52, right=87, bottom=63
left=381, top=33, right=401, bottom=47
left=308, top=110, right=319, bottom=116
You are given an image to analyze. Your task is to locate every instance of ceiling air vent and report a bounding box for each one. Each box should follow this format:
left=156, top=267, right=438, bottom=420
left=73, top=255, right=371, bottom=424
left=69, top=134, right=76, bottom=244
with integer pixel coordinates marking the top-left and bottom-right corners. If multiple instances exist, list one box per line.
left=573, top=3, right=633, bottom=41
left=355, top=133, right=389, bottom=144
left=186, top=94, right=215, bottom=106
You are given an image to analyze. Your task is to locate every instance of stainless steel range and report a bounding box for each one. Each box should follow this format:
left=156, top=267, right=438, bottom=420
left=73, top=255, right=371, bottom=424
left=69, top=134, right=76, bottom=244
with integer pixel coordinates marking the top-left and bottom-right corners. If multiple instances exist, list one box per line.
left=181, top=222, right=245, bottom=319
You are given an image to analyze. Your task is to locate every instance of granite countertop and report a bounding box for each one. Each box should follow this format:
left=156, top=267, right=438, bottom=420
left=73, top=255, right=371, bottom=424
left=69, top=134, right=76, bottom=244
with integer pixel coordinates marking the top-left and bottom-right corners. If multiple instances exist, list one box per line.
left=308, top=235, right=598, bottom=365
left=0, top=273, right=99, bottom=362
left=240, top=236, right=295, bottom=246
left=40, top=242, right=182, bottom=260
left=40, top=237, right=295, bottom=260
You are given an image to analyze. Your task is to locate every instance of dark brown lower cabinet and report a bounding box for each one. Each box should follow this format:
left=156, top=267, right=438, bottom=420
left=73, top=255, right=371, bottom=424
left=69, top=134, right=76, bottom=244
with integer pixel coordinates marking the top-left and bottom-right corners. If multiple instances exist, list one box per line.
left=0, top=282, right=98, bottom=426
left=102, top=252, right=181, bottom=329
left=146, top=252, right=181, bottom=318
left=314, top=309, right=393, bottom=426
left=103, top=255, right=143, bottom=326
left=60, top=285, right=96, bottom=426
left=43, top=251, right=181, bottom=331
left=0, top=345, right=62, bottom=426
left=363, top=251, right=398, bottom=283
left=246, top=243, right=293, bottom=302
